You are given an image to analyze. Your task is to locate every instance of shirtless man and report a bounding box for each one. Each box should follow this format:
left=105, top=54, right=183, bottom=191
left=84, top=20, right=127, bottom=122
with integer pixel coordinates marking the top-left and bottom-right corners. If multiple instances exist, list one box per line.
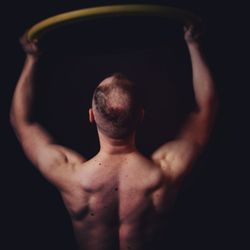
left=10, top=24, right=218, bottom=250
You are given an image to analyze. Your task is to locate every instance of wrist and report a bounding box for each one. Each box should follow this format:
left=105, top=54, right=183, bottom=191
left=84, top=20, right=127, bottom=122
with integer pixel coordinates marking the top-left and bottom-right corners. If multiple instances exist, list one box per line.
left=26, top=54, right=39, bottom=63
left=186, top=40, right=201, bottom=49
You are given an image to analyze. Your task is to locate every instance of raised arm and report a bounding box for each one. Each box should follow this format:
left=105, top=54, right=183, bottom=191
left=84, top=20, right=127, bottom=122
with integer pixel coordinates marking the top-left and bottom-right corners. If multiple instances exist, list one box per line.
left=10, top=34, right=85, bottom=190
left=152, top=24, right=219, bottom=183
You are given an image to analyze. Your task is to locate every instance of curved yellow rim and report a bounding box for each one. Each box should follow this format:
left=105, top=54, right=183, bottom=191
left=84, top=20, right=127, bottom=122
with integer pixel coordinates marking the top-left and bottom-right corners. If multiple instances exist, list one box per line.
left=28, top=4, right=201, bottom=41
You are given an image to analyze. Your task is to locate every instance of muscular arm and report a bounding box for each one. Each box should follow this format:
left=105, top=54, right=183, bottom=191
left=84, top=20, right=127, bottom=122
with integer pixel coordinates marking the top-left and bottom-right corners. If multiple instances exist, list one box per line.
left=152, top=25, right=219, bottom=182
left=10, top=35, right=85, bottom=190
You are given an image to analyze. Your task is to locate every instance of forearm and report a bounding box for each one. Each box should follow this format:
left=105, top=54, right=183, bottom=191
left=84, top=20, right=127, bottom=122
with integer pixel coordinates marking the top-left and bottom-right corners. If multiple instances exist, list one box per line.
left=10, top=55, right=55, bottom=146
left=10, top=55, right=38, bottom=126
left=187, top=41, right=218, bottom=112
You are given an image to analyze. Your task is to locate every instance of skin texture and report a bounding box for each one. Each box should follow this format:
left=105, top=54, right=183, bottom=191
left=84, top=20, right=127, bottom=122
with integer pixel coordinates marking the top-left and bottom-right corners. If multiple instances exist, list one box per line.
left=10, top=26, right=218, bottom=250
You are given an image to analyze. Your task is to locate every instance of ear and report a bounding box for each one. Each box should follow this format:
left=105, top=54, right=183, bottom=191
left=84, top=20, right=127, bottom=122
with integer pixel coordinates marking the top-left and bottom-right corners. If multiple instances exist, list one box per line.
left=89, top=108, right=95, bottom=123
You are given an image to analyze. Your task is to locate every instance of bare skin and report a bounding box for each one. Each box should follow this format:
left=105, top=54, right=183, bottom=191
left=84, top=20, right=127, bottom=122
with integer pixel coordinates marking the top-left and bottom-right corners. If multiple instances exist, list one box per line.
left=10, top=25, right=218, bottom=250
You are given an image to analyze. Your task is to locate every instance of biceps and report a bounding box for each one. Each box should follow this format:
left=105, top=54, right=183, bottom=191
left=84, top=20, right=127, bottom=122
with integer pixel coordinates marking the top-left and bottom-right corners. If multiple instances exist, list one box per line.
left=16, top=126, right=66, bottom=175
left=36, top=146, right=67, bottom=170
left=15, top=124, right=79, bottom=190
left=15, top=123, right=55, bottom=165
left=152, top=140, right=201, bottom=181
left=17, top=124, right=86, bottom=166
left=169, top=143, right=201, bottom=179
left=31, top=145, right=73, bottom=188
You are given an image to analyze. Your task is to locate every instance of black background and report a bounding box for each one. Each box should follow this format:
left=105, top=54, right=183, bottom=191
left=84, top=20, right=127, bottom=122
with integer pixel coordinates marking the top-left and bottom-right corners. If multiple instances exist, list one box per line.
left=1, top=1, right=248, bottom=250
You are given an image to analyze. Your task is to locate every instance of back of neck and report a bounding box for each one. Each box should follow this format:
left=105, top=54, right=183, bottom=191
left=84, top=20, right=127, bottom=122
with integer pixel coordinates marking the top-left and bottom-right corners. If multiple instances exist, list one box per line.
left=98, top=131, right=137, bottom=155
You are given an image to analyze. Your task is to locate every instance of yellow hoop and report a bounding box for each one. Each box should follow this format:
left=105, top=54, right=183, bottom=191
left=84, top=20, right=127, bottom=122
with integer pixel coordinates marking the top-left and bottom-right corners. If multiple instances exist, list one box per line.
left=27, top=4, right=201, bottom=41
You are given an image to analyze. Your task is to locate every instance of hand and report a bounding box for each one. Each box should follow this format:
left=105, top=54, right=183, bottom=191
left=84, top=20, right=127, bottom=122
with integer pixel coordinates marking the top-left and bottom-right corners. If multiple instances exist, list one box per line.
left=19, top=32, right=40, bottom=57
left=184, top=23, right=203, bottom=44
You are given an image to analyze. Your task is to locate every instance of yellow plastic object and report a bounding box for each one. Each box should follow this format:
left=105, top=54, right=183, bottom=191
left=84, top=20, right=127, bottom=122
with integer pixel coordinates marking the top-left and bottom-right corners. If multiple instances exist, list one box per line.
left=27, top=4, right=201, bottom=41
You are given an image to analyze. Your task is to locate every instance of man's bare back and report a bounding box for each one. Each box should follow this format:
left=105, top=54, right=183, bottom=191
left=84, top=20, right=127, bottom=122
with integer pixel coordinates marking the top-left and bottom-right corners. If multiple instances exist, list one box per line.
left=61, top=151, right=176, bottom=250
left=10, top=25, right=218, bottom=250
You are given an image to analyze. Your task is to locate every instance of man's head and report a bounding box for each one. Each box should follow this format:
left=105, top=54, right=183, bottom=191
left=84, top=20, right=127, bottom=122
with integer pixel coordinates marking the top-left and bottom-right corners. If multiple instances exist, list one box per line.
left=89, top=73, right=143, bottom=139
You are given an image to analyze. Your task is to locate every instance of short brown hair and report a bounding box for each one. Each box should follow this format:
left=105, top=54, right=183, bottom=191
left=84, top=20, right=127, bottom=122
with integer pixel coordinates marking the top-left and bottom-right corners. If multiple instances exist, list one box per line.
left=93, top=73, right=142, bottom=139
